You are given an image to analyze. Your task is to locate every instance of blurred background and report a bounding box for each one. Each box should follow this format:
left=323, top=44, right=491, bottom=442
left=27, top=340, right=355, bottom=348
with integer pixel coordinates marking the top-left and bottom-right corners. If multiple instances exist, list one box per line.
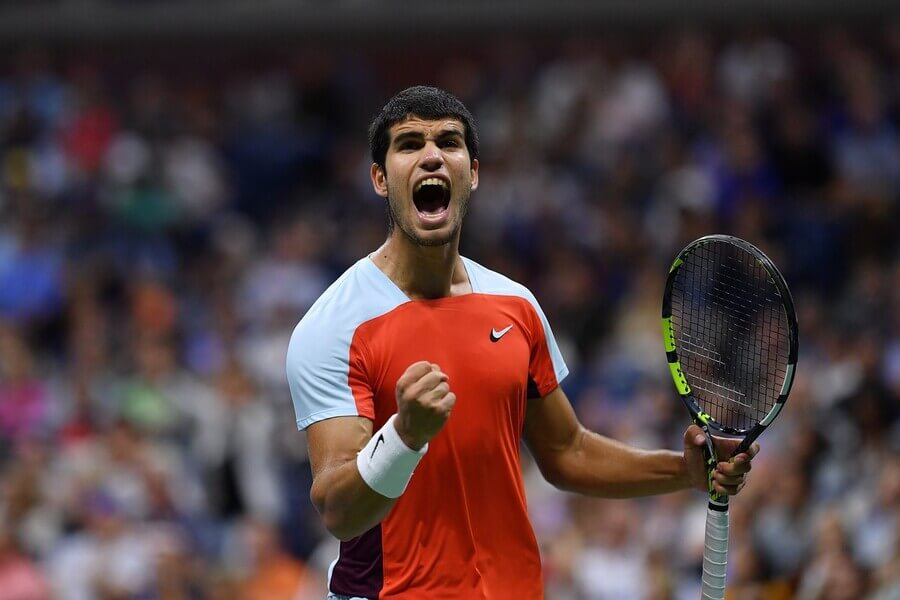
left=0, top=1, right=899, bottom=599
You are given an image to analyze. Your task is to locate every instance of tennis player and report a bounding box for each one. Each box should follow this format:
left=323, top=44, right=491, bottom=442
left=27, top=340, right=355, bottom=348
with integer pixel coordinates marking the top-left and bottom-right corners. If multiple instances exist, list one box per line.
left=286, top=86, right=758, bottom=599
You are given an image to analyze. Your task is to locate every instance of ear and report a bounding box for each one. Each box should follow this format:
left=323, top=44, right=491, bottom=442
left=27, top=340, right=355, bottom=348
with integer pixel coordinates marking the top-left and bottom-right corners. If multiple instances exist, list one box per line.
left=371, top=163, right=388, bottom=198
left=470, top=158, right=479, bottom=192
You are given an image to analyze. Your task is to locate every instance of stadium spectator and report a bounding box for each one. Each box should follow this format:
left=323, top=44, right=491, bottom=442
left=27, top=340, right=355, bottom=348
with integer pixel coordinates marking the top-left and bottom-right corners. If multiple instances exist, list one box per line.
left=0, top=524, right=49, bottom=600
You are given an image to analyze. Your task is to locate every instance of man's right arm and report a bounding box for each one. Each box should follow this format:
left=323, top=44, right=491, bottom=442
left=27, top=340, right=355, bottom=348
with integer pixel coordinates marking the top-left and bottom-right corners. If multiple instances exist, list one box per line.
left=306, top=361, right=455, bottom=541
left=307, top=416, right=397, bottom=541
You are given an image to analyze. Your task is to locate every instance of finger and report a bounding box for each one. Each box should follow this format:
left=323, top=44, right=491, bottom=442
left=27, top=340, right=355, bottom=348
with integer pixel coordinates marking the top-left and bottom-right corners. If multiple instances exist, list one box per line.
left=684, top=424, right=706, bottom=447
left=438, top=392, right=457, bottom=413
left=402, top=373, right=450, bottom=405
left=425, top=381, right=451, bottom=402
left=714, top=481, right=744, bottom=496
left=409, top=360, right=434, bottom=374
left=732, top=454, right=753, bottom=470
left=717, top=458, right=752, bottom=476
left=423, top=392, right=455, bottom=420
left=419, top=369, right=449, bottom=385
left=410, top=370, right=449, bottom=393
left=397, top=361, right=437, bottom=388
left=715, top=460, right=744, bottom=476
left=714, top=470, right=747, bottom=487
left=713, top=440, right=759, bottom=466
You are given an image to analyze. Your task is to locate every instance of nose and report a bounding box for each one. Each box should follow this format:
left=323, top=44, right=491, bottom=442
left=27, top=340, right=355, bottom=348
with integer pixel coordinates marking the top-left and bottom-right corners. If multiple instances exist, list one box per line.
left=418, top=141, right=444, bottom=171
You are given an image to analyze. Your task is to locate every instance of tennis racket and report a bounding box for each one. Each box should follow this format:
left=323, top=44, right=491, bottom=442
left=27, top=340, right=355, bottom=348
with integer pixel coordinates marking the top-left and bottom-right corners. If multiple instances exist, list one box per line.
left=661, top=234, right=798, bottom=600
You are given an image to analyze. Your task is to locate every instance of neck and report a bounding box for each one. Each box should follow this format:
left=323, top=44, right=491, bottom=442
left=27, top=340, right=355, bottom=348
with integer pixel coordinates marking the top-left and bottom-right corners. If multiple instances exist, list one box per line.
left=371, top=232, right=469, bottom=300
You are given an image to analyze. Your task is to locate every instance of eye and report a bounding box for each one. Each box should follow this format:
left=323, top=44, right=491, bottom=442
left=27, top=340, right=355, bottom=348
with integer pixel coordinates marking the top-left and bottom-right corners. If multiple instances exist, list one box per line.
left=398, top=140, right=421, bottom=151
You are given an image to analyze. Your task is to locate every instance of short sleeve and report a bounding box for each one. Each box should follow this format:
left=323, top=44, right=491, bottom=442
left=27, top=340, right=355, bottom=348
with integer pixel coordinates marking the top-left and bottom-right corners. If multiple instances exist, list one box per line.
left=523, top=291, right=569, bottom=398
left=285, top=257, right=407, bottom=430
left=286, top=313, right=371, bottom=430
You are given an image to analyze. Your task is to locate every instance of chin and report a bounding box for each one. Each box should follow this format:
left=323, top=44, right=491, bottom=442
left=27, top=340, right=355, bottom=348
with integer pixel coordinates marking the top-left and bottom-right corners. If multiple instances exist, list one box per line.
left=402, top=223, right=458, bottom=247
left=417, top=235, right=453, bottom=247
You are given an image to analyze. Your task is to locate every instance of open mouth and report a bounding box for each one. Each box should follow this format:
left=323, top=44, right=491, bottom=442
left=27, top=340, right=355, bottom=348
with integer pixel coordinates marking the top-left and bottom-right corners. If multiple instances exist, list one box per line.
left=413, top=177, right=451, bottom=220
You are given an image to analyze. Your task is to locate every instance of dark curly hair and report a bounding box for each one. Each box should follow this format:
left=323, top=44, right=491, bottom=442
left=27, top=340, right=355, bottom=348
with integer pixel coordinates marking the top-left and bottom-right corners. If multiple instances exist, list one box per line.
left=368, top=86, right=479, bottom=171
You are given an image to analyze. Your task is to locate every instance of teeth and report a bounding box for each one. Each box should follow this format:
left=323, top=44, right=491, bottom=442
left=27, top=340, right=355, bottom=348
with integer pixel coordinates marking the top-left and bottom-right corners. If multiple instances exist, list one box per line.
left=414, top=177, right=449, bottom=192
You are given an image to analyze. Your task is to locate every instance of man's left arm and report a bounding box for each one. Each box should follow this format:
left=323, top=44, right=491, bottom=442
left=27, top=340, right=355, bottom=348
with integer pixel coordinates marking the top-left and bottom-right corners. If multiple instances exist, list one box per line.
left=523, top=386, right=757, bottom=498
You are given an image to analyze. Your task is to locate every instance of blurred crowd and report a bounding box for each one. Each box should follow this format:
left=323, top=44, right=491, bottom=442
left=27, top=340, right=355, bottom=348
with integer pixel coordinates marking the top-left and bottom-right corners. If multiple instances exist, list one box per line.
left=0, top=22, right=899, bottom=600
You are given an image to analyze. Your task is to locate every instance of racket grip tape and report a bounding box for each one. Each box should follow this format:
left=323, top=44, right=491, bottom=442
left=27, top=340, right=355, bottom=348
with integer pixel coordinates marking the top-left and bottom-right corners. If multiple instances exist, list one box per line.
left=700, top=505, right=729, bottom=600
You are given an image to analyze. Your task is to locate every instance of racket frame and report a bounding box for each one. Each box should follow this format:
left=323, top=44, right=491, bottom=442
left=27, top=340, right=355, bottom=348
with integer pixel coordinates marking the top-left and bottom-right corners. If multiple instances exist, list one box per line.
left=661, top=235, right=799, bottom=599
left=662, top=234, right=798, bottom=498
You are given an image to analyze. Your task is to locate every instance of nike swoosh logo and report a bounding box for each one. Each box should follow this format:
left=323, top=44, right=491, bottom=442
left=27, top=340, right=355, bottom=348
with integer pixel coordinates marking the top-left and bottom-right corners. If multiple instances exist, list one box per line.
left=490, top=325, right=513, bottom=343
left=370, top=433, right=385, bottom=459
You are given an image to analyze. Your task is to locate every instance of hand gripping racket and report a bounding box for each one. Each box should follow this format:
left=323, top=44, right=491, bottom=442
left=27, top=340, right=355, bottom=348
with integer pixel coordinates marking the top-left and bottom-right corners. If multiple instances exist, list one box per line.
left=661, top=235, right=798, bottom=600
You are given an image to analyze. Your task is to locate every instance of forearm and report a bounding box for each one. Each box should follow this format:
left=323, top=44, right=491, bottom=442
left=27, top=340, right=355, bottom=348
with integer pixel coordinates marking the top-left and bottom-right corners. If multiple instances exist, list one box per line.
left=309, top=414, right=428, bottom=541
left=545, top=427, right=691, bottom=498
left=311, top=460, right=397, bottom=541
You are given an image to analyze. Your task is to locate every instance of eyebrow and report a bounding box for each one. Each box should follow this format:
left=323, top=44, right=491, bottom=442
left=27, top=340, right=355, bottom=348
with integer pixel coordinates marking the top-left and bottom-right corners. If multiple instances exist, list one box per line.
left=392, top=128, right=464, bottom=146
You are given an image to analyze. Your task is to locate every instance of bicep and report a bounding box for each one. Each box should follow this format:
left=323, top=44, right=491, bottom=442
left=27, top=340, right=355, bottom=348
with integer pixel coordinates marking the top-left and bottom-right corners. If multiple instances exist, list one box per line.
left=306, top=416, right=373, bottom=479
left=523, top=386, right=583, bottom=475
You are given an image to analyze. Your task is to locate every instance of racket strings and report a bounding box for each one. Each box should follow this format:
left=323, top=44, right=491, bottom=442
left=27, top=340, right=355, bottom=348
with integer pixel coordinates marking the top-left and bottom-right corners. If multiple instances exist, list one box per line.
left=671, top=242, right=790, bottom=432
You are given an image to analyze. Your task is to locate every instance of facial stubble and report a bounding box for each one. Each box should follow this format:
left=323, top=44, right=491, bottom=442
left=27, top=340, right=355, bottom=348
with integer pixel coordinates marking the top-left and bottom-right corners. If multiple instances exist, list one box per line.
left=385, top=180, right=471, bottom=247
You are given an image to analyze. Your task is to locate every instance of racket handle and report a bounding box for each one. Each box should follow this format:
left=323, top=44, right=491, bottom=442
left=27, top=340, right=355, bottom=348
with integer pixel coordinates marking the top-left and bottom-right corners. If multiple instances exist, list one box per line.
left=700, top=504, right=729, bottom=600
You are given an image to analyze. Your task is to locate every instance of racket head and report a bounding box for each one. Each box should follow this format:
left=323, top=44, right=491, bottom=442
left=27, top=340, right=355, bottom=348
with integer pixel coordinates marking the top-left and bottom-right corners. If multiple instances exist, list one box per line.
left=661, top=235, right=798, bottom=440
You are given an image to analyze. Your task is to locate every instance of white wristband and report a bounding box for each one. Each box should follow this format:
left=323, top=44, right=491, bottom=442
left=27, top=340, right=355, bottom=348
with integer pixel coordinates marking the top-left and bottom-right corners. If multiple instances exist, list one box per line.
left=357, top=414, right=428, bottom=498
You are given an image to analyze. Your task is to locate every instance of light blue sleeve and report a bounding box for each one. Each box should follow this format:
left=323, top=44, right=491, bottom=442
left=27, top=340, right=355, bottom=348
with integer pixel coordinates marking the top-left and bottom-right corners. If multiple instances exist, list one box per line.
left=286, top=308, right=362, bottom=430
left=285, top=258, right=408, bottom=430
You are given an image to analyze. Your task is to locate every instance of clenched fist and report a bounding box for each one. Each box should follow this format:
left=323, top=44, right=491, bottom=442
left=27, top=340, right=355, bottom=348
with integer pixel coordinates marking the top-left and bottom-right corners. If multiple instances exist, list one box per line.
left=394, top=361, right=456, bottom=451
